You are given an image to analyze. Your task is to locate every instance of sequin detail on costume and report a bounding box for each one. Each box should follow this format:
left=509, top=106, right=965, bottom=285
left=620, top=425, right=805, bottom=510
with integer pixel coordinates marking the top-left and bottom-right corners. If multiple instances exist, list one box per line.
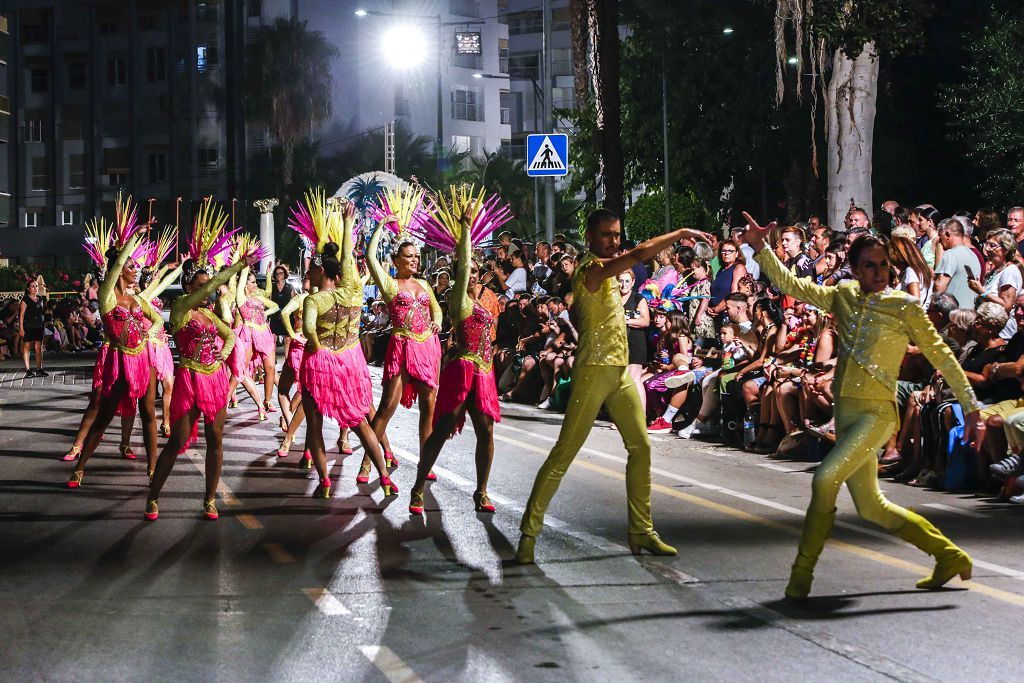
left=572, top=252, right=628, bottom=368
left=103, top=305, right=151, bottom=355
left=315, top=297, right=361, bottom=351
left=175, top=311, right=224, bottom=372
left=239, top=297, right=270, bottom=330
left=455, top=302, right=495, bottom=372
left=389, top=290, right=434, bottom=341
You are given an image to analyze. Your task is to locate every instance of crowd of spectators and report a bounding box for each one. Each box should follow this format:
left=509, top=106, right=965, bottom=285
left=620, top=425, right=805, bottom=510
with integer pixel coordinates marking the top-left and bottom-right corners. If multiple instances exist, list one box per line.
left=355, top=209, right=1024, bottom=504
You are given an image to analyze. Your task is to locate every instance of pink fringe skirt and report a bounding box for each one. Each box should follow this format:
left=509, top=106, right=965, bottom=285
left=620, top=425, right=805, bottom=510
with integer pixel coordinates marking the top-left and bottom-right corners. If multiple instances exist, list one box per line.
left=149, top=342, right=175, bottom=382
left=227, top=326, right=250, bottom=379
left=96, top=347, right=153, bottom=417
left=240, top=325, right=275, bottom=360
left=170, top=364, right=229, bottom=451
left=433, top=358, right=500, bottom=436
left=285, top=338, right=306, bottom=391
left=92, top=344, right=109, bottom=391
left=300, top=345, right=372, bottom=428
left=383, top=334, right=441, bottom=408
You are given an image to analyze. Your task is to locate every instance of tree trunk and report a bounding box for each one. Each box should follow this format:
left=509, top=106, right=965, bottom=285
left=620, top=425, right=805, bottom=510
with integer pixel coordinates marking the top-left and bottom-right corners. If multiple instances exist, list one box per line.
left=826, top=42, right=878, bottom=230
left=568, top=0, right=590, bottom=109
left=590, top=0, right=625, bottom=221
left=282, top=139, right=294, bottom=188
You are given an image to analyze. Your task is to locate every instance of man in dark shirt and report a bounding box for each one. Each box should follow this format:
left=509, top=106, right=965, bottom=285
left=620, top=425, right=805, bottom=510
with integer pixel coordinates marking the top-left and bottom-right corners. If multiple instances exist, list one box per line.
left=781, top=226, right=815, bottom=278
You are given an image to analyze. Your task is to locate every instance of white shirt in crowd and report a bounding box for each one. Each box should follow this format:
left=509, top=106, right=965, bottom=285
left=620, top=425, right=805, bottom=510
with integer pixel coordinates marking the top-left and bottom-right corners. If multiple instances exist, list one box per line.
left=739, top=243, right=760, bottom=280
left=982, top=264, right=1023, bottom=339
left=504, top=266, right=529, bottom=298
left=899, top=267, right=932, bottom=305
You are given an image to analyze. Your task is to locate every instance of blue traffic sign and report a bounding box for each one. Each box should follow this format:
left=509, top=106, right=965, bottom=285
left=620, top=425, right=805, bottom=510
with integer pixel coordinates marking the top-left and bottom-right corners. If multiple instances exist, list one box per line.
left=526, top=134, right=569, bottom=177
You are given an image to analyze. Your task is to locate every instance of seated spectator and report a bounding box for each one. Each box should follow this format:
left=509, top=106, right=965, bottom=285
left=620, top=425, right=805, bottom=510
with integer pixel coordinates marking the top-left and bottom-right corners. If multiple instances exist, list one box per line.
left=967, top=228, right=1020, bottom=339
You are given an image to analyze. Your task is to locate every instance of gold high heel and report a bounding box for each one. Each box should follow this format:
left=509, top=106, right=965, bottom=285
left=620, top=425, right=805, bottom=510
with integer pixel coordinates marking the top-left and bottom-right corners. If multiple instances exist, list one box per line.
left=62, top=444, right=82, bottom=461
left=67, top=470, right=84, bottom=489
left=203, top=499, right=219, bottom=520
left=627, top=531, right=677, bottom=556
left=145, top=499, right=159, bottom=521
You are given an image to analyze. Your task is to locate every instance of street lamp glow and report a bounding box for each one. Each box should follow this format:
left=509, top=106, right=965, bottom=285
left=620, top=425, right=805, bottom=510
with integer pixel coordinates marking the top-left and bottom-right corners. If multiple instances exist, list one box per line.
left=722, top=27, right=734, bottom=34
left=787, top=56, right=799, bottom=65
left=354, top=9, right=368, bottom=17
left=382, top=25, right=429, bottom=69
left=472, top=73, right=483, bottom=79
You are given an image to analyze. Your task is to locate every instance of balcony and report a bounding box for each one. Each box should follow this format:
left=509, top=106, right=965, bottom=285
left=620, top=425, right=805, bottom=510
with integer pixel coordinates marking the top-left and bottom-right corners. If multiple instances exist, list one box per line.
left=500, top=107, right=510, bottom=125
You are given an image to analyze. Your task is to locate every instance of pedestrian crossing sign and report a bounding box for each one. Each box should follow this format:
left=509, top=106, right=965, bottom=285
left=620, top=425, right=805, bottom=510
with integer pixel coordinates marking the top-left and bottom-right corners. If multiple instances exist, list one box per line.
left=526, top=134, right=569, bottom=177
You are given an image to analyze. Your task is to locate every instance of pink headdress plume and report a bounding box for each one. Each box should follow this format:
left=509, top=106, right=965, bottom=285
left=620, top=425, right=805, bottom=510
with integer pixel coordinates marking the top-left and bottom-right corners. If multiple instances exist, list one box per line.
left=418, top=184, right=514, bottom=253
left=288, top=187, right=339, bottom=253
left=146, top=227, right=179, bottom=268
left=114, top=191, right=147, bottom=246
left=83, top=215, right=115, bottom=278
left=233, top=233, right=270, bottom=266
left=186, top=198, right=236, bottom=278
left=366, top=185, right=429, bottom=244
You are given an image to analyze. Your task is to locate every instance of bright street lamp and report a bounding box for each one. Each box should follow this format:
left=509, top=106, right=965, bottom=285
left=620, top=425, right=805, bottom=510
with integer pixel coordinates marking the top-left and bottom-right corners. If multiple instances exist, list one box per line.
left=382, top=25, right=429, bottom=70
left=723, top=27, right=734, bottom=34
left=354, top=9, right=368, bottom=17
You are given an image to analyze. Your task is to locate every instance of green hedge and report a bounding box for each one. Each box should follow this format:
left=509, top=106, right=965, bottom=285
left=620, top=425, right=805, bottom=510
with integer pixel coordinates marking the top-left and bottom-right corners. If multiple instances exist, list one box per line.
left=625, top=188, right=708, bottom=242
left=0, top=265, right=87, bottom=293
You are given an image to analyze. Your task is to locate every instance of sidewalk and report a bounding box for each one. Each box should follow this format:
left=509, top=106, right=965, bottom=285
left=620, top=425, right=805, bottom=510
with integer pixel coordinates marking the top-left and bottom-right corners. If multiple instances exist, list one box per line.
left=0, top=349, right=98, bottom=388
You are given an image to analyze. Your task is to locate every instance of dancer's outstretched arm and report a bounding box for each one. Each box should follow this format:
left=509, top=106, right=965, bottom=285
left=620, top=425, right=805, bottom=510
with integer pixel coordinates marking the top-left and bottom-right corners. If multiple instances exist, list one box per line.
left=171, top=260, right=246, bottom=334
left=366, top=220, right=398, bottom=300
left=280, top=293, right=307, bottom=340
left=99, top=234, right=143, bottom=314
left=583, top=227, right=700, bottom=292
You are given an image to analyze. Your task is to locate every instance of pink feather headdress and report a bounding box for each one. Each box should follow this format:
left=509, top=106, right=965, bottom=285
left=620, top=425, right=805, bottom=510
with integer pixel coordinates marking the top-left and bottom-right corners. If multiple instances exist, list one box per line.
left=185, top=198, right=237, bottom=279
left=365, top=186, right=430, bottom=245
left=82, top=192, right=151, bottom=278
left=416, top=184, right=513, bottom=253
left=288, top=188, right=344, bottom=263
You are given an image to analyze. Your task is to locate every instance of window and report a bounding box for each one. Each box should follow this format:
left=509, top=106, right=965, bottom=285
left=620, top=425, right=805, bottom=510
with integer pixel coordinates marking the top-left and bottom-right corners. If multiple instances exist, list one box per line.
left=31, top=157, right=50, bottom=191
left=24, top=211, right=40, bottom=228
left=30, top=68, right=49, bottom=94
left=146, top=47, right=166, bottom=82
left=68, top=154, right=86, bottom=189
left=62, top=105, right=83, bottom=139
left=22, top=24, right=46, bottom=44
left=148, top=152, right=167, bottom=183
left=67, top=60, right=87, bottom=90
left=508, top=53, right=539, bottom=80
left=197, top=2, right=218, bottom=22
left=451, top=135, right=471, bottom=154
left=103, top=148, right=130, bottom=187
left=508, top=11, right=542, bottom=35
left=108, top=172, right=128, bottom=187
left=247, top=0, right=262, bottom=18
left=138, top=13, right=159, bottom=31
left=108, top=56, right=127, bottom=86
left=23, top=119, right=44, bottom=143
left=60, top=209, right=81, bottom=226
left=451, top=86, right=483, bottom=122
left=553, top=7, right=571, bottom=31
left=499, top=38, right=509, bottom=74
left=196, top=45, right=219, bottom=72
left=198, top=147, right=219, bottom=167
left=99, top=20, right=118, bottom=35
left=453, top=51, right=482, bottom=70
left=552, top=48, right=572, bottom=76
left=552, top=87, right=576, bottom=110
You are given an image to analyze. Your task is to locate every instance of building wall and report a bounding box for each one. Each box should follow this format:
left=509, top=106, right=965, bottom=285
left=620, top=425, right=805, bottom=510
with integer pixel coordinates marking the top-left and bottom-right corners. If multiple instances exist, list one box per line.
left=300, top=0, right=511, bottom=161
left=0, top=0, right=291, bottom=266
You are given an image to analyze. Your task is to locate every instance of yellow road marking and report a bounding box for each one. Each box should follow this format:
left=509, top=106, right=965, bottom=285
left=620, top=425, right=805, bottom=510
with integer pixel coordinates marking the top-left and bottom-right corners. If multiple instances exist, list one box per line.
left=262, top=542, right=296, bottom=564
left=359, top=645, right=423, bottom=683
left=493, top=433, right=1024, bottom=609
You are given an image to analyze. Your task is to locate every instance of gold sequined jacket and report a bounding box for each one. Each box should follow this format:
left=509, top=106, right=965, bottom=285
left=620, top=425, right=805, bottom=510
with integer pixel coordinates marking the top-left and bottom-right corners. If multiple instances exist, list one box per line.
left=755, top=248, right=981, bottom=412
left=571, top=251, right=628, bottom=368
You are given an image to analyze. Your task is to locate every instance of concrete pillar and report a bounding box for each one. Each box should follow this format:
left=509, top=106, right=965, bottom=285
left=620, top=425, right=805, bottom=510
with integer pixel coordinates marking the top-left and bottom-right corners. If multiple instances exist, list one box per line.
left=253, top=198, right=278, bottom=274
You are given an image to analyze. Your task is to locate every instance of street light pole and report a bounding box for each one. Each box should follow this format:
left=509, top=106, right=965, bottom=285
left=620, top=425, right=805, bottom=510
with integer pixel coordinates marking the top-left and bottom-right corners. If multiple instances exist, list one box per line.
left=541, top=0, right=555, bottom=242
left=662, top=32, right=671, bottom=232
left=436, top=16, right=443, bottom=170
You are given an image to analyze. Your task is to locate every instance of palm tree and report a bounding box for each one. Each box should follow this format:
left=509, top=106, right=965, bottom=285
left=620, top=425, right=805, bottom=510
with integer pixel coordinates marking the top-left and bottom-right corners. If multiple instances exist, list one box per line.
left=244, top=18, right=339, bottom=188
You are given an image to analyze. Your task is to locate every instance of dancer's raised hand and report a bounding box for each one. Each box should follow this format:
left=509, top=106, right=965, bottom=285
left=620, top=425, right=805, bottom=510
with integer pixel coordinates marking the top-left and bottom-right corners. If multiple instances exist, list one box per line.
left=740, top=211, right=776, bottom=252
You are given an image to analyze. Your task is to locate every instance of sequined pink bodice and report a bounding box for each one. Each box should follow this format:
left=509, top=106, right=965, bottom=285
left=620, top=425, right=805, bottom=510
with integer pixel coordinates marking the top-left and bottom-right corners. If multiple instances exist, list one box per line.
left=175, top=312, right=223, bottom=369
left=456, top=302, right=494, bottom=371
left=240, top=298, right=268, bottom=329
left=389, top=290, right=433, bottom=341
left=103, top=305, right=151, bottom=354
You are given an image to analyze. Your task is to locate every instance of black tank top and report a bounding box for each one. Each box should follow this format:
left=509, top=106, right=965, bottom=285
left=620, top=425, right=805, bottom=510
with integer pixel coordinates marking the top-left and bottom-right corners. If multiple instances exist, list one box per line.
left=22, top=295, right=44, bottom=330
left=622, top=290, right=648, bottom=363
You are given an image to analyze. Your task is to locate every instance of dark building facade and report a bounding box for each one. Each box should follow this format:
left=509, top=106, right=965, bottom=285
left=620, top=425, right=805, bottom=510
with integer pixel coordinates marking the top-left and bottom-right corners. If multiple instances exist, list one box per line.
left=0, top=0, right=294, bottom=267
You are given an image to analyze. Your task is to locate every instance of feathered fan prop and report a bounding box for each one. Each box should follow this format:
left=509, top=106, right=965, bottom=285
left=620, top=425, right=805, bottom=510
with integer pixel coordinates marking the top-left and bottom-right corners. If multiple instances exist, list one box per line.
left=366, top=186, right=429, bottom=244
left=416, top=184, right=513, bottom=253
left=185, top=198, right=237, bottom=280
left=288, top=188, right=344, bottom=263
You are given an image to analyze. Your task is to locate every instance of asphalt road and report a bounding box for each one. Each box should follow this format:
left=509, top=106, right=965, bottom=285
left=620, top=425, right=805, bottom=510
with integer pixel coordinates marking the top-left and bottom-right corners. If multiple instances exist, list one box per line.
left=1, top=355, right=1022, bottom=682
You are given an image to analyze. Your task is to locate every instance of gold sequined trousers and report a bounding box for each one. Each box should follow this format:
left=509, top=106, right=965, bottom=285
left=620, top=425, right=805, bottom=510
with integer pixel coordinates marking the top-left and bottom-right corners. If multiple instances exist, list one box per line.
left=808, top=398, right=908, bottom=530
left=520, top=365, right=654, bottom=537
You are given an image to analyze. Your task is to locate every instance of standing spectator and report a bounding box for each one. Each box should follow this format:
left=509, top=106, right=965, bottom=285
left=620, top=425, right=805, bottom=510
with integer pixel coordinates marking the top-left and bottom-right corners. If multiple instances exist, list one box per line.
left=809, top=225, right=833, bottom=261
left=934, top=218, right=982, bottom=308
left=619, top=269, right=650, bottom=410
left=533, top=241, right=553, bottom=290
left=708, top=240, right=748, bottom=320
left=650, top=247, right=678, bottom=288
left=912, top=206, right=943, bottom=269
left=267, top=264, right=295, bottom=344
left=888, top=235, right=933, bottom=304
left=19, top=281, right=47, bottom=378
left=974, top=208, right=1002, bottom=235
left=731, top=225, right=760, bottom=280
left=968, top=228, right=1021, bottom=339
left=492, top=249, right=529, bottom=298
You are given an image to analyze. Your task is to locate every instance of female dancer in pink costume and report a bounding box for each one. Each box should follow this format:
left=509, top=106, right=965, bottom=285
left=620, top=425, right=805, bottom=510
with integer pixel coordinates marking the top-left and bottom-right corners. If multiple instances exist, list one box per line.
left=408, top=188, right=511, bottom=515
left=362, top=186, right=443, bottom=476
left=219, top=238, right=267, bottom=417
left=68, top=222, right=161, bottom=488
left=276, top=274, right=313, bottom=469
left=236, top=265, right=279, bottom=414
left=145, top=230, right=261, bottom=521
left=290, top=192, right=396, bottom=497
